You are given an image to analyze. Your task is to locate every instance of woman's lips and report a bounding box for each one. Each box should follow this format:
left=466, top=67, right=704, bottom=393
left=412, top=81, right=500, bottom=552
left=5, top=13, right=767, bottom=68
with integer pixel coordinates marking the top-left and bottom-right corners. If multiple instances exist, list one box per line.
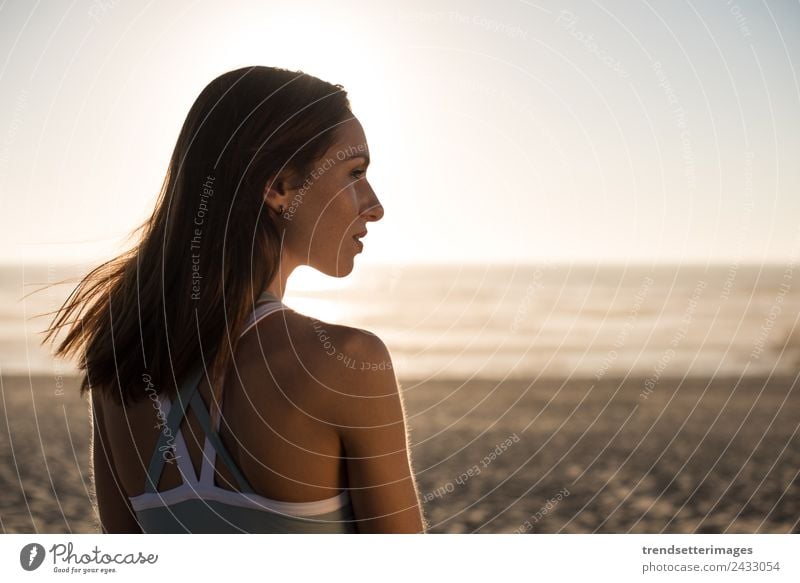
left=352, top=230, right=367, bottom=252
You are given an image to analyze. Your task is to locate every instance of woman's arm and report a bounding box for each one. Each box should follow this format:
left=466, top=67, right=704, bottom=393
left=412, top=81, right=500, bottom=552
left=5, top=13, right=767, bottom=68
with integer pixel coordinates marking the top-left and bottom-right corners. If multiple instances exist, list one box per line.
left=89, top=393, right=143, bottom=533
left=329, top=332, right=428, bottom=533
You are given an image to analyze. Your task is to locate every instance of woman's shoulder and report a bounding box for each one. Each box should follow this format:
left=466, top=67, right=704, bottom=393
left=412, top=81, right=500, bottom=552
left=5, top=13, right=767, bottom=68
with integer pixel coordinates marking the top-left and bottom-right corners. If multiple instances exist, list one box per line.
left=242, top=307, right=395, bottom=393
left=234, top=308, right=402, bottom=432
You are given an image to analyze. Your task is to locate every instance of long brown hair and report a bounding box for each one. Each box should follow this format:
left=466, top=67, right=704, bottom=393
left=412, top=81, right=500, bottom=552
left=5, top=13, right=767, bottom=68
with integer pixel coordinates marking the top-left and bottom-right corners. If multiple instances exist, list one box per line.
left=41, top=65, right=351, bottom=425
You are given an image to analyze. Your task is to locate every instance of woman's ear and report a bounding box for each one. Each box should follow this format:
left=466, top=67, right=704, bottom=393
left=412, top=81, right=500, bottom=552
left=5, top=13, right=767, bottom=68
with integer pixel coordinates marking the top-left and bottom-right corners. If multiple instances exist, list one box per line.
left=263, top=169, right=300, bottom=211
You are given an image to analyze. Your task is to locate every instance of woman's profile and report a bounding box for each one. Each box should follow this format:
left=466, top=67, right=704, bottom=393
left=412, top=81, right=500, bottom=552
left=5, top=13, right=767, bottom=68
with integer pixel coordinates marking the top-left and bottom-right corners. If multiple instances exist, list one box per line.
left=42, top=65, right=427, bottom=534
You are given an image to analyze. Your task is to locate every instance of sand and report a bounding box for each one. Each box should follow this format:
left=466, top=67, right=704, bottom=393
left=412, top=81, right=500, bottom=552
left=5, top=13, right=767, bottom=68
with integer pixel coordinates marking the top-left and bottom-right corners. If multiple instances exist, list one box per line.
left=1, top=373, right=797, bottom=533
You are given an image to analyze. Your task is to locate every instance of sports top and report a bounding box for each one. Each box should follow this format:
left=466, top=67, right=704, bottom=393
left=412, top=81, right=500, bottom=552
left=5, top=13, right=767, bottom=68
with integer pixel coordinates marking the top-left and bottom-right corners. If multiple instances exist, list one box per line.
left=127, top=290, right=357, bottom=533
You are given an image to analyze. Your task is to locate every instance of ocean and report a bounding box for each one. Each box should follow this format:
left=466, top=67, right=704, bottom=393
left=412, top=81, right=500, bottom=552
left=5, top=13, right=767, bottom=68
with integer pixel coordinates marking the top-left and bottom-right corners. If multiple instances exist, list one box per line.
left=3, top=261, right=798, bottom=381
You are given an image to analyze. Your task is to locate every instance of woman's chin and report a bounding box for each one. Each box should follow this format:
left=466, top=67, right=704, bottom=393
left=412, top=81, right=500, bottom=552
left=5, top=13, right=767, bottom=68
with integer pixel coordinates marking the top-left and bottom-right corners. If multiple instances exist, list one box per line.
left=314, top=257, right=356, bottom=278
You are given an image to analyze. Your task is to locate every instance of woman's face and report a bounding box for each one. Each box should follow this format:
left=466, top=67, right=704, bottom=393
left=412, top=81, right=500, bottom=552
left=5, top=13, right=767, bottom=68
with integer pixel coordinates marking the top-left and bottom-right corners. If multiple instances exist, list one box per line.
left=270, top=117, right=384, bottom=277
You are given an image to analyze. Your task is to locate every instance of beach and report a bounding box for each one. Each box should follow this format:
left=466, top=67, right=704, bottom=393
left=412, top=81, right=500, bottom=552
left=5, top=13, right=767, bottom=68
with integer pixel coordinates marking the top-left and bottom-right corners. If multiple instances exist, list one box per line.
left=2, top=372, right=796, bottom=533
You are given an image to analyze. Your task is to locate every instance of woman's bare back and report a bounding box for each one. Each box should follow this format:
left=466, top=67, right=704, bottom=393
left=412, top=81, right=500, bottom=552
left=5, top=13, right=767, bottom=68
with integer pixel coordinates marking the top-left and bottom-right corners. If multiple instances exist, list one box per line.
left=99, top=308, right=354, bottom=504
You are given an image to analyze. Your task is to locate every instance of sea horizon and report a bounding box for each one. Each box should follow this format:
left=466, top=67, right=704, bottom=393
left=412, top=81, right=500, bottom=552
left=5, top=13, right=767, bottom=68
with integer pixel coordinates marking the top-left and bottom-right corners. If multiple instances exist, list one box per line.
left=2, top=260, right=797, bottom=383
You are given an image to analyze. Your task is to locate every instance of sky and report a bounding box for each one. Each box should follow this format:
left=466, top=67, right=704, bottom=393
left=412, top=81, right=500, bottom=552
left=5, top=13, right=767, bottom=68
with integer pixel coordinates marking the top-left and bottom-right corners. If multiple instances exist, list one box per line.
left=0, top=0, right=798, bottom=268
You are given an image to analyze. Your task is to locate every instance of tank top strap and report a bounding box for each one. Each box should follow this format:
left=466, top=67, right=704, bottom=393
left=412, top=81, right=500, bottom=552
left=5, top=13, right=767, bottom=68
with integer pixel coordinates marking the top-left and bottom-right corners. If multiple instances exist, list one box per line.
left=190, top=386, right=255, bottom=493
left=143, top=365, right=204, bottom=493
left=144, top=292, right=284, bottom=494
left=144, top=364, right=256, bottom=495
left=239, top=290, right=288, bottom=339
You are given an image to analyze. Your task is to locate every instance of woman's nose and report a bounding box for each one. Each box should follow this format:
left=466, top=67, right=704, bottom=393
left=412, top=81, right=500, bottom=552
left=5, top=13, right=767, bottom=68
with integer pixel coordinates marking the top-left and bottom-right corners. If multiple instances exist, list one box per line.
left=363, top=186, right=384, bottom=222
left=366, top=199, right=384, bottom=222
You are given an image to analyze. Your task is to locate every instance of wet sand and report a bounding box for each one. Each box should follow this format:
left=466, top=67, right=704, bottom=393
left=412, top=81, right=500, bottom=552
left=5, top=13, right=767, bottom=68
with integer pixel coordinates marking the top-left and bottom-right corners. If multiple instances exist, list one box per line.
left=1, top=373, right=797, bottom=533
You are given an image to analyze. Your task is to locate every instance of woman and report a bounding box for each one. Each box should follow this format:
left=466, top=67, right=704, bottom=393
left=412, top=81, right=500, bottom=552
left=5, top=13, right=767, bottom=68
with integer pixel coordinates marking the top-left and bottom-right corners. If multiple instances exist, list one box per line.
left=43, top=66, right=427, bottom=533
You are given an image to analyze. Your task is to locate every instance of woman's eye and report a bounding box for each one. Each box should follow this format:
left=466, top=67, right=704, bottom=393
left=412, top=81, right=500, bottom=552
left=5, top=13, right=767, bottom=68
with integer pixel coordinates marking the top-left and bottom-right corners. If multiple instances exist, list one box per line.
left=351, top=169, right=365, bottom=179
